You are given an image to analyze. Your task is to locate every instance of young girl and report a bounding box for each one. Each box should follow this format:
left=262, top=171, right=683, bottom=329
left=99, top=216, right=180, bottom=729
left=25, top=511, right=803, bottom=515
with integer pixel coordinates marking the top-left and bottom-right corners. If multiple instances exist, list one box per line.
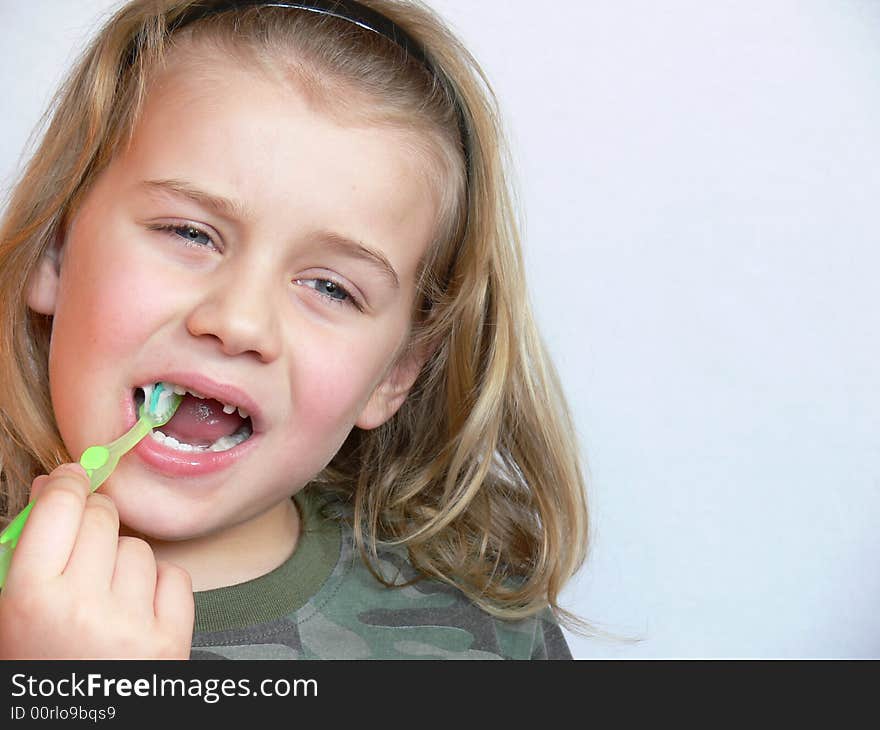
left=0, top=0, right=588, bottom=659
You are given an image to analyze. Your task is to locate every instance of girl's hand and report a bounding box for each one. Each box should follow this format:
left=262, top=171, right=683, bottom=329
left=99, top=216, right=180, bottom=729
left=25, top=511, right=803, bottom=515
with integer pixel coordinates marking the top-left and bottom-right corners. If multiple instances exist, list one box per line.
left=0, top=463, right=194, bottom=658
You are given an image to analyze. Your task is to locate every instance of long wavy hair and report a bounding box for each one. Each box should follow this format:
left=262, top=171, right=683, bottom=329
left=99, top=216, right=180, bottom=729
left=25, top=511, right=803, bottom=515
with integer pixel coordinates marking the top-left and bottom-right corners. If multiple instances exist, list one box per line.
left=0, top=0, right=590, bottom=628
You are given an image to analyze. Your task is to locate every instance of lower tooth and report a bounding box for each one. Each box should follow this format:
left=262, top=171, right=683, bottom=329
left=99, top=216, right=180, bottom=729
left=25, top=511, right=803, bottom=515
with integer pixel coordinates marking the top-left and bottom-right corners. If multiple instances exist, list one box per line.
left=150, top=428, right=249, bottom=453
left=150, top=430, right=205, bottom=452
left=209, top=432, right=248, bottom=452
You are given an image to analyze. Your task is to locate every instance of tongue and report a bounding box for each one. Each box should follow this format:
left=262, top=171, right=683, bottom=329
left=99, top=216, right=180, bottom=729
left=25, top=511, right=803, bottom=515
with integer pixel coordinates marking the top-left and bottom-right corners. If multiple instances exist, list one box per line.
left=161, top=393, right=244, bottom=446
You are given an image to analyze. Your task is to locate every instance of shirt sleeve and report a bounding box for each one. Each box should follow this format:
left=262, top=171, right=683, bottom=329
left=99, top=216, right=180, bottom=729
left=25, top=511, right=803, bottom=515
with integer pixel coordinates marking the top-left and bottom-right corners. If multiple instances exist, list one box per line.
left=530, top=609, right=574, bottom=660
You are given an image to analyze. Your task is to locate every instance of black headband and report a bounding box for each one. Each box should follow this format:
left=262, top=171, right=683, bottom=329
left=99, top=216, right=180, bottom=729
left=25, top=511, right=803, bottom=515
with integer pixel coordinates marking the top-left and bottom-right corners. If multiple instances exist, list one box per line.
left=162, top=0, right=469, bottom=166
left=170, top=0, right=431, bottom=68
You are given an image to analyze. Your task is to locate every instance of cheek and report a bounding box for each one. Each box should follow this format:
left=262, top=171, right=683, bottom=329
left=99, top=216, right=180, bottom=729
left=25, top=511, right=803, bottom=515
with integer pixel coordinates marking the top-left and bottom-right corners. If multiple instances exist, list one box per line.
left=47, top=231, right=169, bottom=449
left=54, top=232, right=171, bottom=359
left=298, top=360, right=363, bottom=421
left=292, top=343, right=387, bottom=431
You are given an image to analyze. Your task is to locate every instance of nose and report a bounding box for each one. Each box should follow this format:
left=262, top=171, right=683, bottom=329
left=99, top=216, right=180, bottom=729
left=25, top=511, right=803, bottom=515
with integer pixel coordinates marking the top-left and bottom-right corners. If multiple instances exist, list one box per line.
left=185, top=261, right=283, bottom=362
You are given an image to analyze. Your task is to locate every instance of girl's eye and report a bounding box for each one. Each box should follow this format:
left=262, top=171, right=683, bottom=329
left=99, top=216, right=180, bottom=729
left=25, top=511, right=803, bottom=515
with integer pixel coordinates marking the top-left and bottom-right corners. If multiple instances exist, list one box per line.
left=150, top=223, right=216, bottom=250
left=295, top=278, right=362, bottom=311
left=148, top=223, right=361, bottom=312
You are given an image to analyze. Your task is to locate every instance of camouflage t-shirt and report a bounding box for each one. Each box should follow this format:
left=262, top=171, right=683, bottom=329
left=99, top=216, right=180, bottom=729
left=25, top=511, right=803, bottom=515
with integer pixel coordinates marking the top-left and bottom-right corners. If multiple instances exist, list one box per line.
left=191, top=490, right=572, bottom=660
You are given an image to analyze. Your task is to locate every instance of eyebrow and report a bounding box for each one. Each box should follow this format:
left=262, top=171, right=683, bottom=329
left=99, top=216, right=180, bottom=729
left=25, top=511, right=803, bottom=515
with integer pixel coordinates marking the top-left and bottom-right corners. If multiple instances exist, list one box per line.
left=140, top=178, right=400, bottom=289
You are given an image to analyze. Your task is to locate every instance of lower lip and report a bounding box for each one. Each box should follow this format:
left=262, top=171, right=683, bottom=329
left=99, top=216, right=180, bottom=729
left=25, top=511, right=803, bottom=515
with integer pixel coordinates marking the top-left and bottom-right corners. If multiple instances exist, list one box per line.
left=125, top=392, right=260, bottom=477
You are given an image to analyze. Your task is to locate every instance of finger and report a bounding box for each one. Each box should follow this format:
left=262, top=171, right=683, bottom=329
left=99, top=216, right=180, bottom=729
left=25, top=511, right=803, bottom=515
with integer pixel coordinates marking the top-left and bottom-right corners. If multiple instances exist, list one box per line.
left=111, top=537, right=157, bottom=616
left=154, top=561, right=194, bottom=636
left=62, top=492, right=120, bottom=588
left=7, top=464, right=90, bottom=585
left=28, top=475, right=50, bottom=502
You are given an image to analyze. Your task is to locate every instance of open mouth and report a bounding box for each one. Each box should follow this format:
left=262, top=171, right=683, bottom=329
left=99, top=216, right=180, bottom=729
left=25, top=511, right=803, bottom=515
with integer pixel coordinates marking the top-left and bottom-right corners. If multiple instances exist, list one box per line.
left=134, top=382, right=254, bottom=454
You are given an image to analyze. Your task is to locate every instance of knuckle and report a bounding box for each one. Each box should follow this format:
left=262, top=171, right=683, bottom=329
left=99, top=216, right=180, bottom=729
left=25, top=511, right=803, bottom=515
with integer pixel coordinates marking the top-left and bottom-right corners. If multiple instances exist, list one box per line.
left=84, top=494, right=119, bottom=527
left=117, top=536, right=155, bottom=562
left=39, top=483, right=86, bottom=514
left=51, top=463, right=90, bottom=488
left=86, top=492, right=116, bottom=510
left=86, top=492, right=117, bottom=513
left=158, top=561, right=192, bottom=590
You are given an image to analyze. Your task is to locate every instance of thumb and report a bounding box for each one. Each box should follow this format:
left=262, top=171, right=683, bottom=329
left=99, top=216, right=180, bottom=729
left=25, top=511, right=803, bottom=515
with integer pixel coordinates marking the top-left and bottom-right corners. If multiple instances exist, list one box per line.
left=29, top=463, right=87, bottom=502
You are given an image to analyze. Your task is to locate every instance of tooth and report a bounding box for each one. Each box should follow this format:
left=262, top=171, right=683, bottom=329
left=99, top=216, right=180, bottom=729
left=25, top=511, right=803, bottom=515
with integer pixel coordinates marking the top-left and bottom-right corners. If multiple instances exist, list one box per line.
left=164, top=436, right=180, bottom=449
left=209, top=436, right=235, bottom=452
left=150, top=430, right=167, bottom=442
left=237, top=407, right=249, bottom=420
left=172, top=384, right=187, bottom=395
left=208, top=429, right=251, bottom=452
left=222, top=403, right=236, bottom=414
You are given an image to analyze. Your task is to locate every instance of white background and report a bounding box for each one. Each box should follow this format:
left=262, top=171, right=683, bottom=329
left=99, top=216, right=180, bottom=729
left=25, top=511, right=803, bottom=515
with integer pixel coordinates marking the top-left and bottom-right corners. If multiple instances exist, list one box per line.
left=1, top=1, right=878, bottom=659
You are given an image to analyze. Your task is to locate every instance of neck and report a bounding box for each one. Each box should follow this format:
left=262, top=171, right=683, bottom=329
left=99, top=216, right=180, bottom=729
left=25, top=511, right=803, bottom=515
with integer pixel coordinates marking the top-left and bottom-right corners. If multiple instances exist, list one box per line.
left=137, top=498, right=301, bottom=591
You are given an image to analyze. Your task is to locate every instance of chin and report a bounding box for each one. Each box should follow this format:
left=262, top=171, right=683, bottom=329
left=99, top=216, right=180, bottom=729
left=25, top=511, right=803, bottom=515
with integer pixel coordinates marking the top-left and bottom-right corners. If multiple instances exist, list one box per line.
left=108, top=490, right=209, bottom=543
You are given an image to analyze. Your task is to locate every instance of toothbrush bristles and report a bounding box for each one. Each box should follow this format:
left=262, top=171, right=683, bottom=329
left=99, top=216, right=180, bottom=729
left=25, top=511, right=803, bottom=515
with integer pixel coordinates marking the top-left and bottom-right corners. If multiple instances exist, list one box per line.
left=143, top=382, right=182, bottom=424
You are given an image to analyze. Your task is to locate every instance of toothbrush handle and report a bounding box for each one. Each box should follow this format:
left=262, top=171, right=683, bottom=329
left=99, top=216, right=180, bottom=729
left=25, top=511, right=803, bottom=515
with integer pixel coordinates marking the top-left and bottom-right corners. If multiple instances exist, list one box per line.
left=0, top=502, right=35, bottom=554
left=0, top=417, right=153, bottom=589
left=82, top=417, right=152, bottom=491
left=0, top=540, right=15, bottom=591
left=0, top=502, right=32, bottom=589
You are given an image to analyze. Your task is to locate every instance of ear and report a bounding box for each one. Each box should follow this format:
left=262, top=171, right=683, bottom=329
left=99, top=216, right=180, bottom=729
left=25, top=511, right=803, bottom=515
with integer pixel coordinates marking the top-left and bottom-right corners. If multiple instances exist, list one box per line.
left=26, top=236, right=63, bottom=315
left=355, top=344, right=430, bottom=431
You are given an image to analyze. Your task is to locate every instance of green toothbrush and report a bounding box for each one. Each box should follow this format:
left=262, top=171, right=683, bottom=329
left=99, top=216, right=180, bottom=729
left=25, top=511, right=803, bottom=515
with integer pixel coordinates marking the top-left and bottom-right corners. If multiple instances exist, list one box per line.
left=0, top=382, right=182, bottom=589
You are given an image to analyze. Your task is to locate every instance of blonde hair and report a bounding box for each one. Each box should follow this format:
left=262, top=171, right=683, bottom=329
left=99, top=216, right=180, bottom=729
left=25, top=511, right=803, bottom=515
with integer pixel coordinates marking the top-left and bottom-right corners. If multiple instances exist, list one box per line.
left=0, top=0, right=589, bottom=628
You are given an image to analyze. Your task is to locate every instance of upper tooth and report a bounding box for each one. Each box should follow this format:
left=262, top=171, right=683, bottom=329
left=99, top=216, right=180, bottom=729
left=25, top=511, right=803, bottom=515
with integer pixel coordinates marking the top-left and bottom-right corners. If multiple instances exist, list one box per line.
left=152, top=382, right=249, bottom=418
left=167, top=383, right=206, bottom=399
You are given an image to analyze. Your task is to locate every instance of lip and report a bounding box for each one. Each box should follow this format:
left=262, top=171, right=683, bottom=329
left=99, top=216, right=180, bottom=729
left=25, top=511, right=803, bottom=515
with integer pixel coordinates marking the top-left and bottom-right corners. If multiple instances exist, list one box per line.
left=132, top=426, right=261, bottom=477
left=133, top=371, right=265, bottom=433
left=124, top=372, right=265, bottom=477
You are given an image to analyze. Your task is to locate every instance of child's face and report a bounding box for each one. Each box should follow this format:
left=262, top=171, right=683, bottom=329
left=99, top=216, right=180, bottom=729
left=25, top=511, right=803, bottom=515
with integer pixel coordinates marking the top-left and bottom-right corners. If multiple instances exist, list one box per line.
left=27, top=55, right=440, bottom=545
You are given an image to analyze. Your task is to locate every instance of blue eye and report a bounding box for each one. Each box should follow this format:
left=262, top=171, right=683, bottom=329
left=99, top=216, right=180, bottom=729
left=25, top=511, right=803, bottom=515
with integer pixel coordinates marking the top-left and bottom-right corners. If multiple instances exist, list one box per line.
left=148, top=222, right=362, bottom=311
left=295, top=278, right=361, bottom=311
left=150, top=223, right=216, bottom=249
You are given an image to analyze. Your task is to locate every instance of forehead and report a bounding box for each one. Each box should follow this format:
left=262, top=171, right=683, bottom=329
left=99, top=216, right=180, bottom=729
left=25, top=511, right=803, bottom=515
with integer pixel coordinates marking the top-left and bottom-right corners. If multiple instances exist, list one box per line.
left=108, top=51, right=442, bottom=281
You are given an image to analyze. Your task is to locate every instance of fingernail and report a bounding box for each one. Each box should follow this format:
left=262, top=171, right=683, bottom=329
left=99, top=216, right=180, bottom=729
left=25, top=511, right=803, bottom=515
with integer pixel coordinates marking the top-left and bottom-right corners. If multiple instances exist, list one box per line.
left=29, top=474, right=49, bottom=497
left=56, top=462, right=88, bottom=479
